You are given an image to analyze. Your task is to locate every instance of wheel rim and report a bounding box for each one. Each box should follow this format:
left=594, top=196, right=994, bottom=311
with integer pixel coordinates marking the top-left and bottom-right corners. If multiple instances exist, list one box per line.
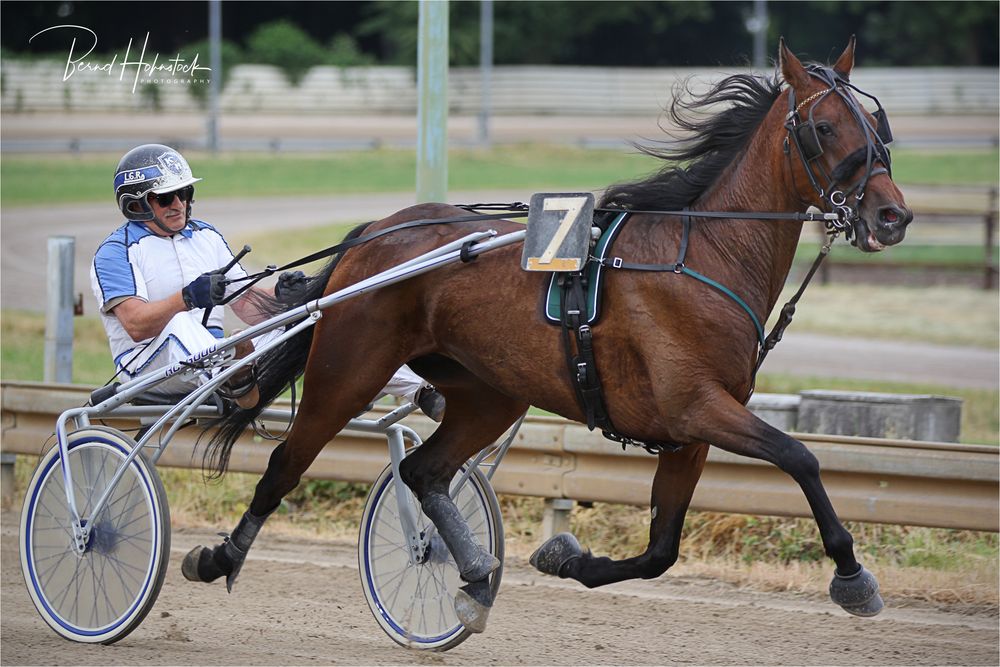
left=23, top=437, right=162, bottom=638
left=361, top=470, right=497, bottom=646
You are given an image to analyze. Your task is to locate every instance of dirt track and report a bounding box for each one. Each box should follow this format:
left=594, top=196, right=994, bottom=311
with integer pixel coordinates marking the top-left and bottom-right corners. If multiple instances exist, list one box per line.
left=3, top=516, right=997, bottom=666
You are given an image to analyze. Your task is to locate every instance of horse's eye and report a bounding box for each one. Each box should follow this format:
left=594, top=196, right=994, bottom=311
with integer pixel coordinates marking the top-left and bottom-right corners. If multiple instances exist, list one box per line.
left=816, top=122, right=835, bottom=137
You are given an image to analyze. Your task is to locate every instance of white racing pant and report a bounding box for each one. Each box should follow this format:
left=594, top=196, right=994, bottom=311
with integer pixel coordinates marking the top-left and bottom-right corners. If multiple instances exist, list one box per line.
left=117, top=311, right=428, bottom=401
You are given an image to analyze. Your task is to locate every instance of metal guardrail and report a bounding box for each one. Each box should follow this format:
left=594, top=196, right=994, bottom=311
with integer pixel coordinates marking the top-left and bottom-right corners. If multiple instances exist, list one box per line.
left=2, top=381, right=997, bottom=531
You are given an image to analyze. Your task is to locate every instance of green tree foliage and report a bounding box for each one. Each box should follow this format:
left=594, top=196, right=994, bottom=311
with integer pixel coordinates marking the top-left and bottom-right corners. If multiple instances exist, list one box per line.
left=4, top=1, right=997, bottom=68
left=245, top=19, right=327, bottom=84
left=766, top=1, right=999, bottom=66
left=357, top=0, right=730, bottom=67
left=861, top=1, right=999, bottom=66
left=327, top=33, right=377, bottom=67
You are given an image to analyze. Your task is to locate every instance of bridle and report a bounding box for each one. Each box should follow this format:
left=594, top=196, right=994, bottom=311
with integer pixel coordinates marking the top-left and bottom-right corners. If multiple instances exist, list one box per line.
left=783, top=64, right=894, bottom=239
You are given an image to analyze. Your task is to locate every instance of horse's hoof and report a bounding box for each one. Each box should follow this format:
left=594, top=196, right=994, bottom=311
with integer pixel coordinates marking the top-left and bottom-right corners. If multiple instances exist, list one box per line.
left=454, top=580, right=493, bottom=634
left=462, top=550, right=501, bottom=583
left=530, top=532, right=584, bottom=577
left=829, top=565, right=884, bottom=617
left=182, top=545, right=220, bottom=583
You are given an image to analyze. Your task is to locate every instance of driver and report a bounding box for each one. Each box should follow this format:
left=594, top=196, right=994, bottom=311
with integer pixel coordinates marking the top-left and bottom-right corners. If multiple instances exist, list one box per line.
left=90, top=144, right=445, bottom=419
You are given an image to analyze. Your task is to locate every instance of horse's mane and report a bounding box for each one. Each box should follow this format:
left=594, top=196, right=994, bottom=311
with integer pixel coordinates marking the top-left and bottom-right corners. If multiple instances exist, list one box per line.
left=599, top=72, right=782, bottom=211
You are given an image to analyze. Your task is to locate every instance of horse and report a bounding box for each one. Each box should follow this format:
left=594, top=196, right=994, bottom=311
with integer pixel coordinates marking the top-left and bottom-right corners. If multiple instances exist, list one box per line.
left=182, top=37, right=911, bottom=631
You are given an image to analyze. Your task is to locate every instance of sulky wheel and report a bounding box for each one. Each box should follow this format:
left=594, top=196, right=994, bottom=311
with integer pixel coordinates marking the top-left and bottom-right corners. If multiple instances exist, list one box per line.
left=358, top=461, right=503, bottom=651
left=19, top=426, right=170, bottom=644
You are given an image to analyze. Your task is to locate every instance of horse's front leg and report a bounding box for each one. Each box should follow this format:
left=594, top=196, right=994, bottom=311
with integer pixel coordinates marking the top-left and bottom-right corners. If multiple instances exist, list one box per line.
left=691, top=388, right=883, bottom=616
left=530, top=442, right=709, bottom=587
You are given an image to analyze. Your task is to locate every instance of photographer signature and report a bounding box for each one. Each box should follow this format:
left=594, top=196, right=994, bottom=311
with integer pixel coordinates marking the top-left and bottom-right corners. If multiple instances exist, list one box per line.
left=29, top=25, right=211, bottom=92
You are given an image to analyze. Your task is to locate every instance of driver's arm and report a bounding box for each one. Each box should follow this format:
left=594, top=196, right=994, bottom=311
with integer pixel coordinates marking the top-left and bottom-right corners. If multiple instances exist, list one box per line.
left=229, top=286, right=276, bottom=326
left=112, top=293, right=188, bottom=341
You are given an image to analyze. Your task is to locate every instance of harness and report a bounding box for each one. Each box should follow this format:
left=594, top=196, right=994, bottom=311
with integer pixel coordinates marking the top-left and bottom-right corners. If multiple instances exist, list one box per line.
left=549, top=66, right=895, bottom=454
left=201, top=68, right=894, bottom=456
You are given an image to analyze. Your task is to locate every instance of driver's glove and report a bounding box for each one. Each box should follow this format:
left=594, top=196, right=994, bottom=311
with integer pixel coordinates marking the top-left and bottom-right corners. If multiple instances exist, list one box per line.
left=274, top=270, right=308, bottom=305
left=182, top=271, right=227, bottom=310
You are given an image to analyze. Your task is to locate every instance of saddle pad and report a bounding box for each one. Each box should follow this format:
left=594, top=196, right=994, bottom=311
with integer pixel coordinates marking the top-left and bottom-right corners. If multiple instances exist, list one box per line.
left=544, top=211, right=630, bottom=325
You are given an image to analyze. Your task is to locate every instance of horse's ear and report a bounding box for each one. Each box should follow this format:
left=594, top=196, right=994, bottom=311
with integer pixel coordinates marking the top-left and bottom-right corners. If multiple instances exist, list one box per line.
left=779, top=37, right=810, bottom=89
left=832, top=35, right=857, bottom=80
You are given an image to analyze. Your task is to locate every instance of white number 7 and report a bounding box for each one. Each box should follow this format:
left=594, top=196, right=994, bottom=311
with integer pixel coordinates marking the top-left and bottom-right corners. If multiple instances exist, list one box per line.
left=538, top=196, right=587, bottom=264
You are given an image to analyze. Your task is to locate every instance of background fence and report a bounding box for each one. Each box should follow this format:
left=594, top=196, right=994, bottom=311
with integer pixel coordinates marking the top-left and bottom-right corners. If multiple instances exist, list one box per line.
left=3, top=63, right=998, bottom=116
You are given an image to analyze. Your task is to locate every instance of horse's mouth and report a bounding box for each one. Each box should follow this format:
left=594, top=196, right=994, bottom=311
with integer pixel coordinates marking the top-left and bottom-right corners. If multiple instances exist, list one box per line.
left=852, top=218, right=904, bottom=253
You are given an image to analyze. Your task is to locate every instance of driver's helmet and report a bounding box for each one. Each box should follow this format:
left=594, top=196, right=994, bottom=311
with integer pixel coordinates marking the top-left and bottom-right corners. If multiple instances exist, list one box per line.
left=113, top=144, right=202, bottom=221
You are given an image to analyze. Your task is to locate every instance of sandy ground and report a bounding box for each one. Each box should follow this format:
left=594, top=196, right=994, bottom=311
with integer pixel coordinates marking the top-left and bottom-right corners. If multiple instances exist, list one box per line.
left=2, top=514, right=997, bottom=666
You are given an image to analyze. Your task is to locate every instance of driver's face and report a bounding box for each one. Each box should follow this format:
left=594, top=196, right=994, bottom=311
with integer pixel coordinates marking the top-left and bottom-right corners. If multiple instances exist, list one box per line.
left=146, top=191, right=188, bottom=236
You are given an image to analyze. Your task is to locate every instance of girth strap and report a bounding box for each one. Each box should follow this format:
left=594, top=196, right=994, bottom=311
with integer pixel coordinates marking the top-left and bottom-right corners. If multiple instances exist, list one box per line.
left=558, top=265, right=682, bottom=455
left=559, top=273, right=612, bottom=432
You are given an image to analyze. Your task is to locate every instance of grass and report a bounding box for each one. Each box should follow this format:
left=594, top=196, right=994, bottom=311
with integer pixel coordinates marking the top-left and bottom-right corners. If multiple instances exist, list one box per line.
left=795, top=242, right=1000, bottom=267
left=1, top=146, right=997, bottom=207
left=766, top=283, right=999, bottom=348
left=0, top=146, right=658, bottom=206
left=888, top=149, right=999, bottom=187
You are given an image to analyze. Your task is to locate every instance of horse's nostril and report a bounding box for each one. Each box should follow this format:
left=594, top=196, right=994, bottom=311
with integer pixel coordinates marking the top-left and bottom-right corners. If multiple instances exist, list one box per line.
left=879, top=206, right=912, bottom=227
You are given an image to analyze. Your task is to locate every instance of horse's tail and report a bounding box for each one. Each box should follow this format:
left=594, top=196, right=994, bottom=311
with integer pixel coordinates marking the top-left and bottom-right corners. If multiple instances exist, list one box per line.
left=201, top=221, right=373, bottom=478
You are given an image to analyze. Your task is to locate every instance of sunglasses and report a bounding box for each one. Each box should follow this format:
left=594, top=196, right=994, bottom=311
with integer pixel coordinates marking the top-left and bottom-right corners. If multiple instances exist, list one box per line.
left=149, top=185, right=194, bottom=207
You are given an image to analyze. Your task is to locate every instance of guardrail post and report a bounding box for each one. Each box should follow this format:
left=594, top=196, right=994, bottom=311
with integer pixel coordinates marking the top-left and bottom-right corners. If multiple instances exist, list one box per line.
left=1, top=453, right=16, bottom=508
left=45, top=236, right=75, bottom=383
left=984, top=187, right=997, bottom=290
left=416, top=0, right=448, bottom=203
left=541, top=498, right=574, bottom=540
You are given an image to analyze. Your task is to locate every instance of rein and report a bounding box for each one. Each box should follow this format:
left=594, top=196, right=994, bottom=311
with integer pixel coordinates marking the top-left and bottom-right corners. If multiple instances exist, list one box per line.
left=217, top=208, right=529, bottom=306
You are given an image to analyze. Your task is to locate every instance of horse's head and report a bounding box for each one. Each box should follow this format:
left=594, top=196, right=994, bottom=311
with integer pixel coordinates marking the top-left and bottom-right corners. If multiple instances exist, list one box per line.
left=780, top=37, right=912, bottom=252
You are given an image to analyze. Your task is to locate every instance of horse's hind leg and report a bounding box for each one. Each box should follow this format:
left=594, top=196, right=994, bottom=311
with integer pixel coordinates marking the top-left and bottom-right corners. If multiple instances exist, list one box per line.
left=531, top=442, right=709, bottom=588
left=182, top=342, right=403, bottom=591
left=690, top=389, right=883, bottom=616
left=397, top=377, right=528, bottom=633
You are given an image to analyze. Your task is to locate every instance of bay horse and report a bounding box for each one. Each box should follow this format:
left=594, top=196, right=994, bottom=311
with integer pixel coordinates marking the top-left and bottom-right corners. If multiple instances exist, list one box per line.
left=183, top=38, right=911, bottom=630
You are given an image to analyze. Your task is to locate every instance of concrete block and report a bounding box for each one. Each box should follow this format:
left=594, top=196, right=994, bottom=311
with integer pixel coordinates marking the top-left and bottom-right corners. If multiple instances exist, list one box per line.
left=747, top=393, right=801, bottom=431
left=797, top=390, right=962, bottom=442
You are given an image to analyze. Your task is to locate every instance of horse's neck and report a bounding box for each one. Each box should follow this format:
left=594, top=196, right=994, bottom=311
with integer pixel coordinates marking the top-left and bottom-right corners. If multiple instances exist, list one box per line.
left=695, top=130, right=805, bottom=314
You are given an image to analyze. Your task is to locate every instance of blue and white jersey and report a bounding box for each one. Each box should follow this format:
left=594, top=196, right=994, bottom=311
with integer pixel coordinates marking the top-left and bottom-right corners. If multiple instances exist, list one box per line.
left=90, top=218, right=249, bottom=366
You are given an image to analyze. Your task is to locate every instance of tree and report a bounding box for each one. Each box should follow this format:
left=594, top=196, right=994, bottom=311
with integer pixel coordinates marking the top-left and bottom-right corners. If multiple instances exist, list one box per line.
left=245, top=19, right=326, bottom=84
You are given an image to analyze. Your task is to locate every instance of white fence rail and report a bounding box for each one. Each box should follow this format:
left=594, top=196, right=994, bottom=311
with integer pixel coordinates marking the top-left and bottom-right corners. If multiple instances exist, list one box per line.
left=2, top=62, right=997, bottom=115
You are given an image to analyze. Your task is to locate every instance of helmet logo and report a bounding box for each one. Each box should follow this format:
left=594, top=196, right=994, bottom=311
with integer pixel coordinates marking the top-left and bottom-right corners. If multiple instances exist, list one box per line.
left=158, top=152, right=186, bottom=177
